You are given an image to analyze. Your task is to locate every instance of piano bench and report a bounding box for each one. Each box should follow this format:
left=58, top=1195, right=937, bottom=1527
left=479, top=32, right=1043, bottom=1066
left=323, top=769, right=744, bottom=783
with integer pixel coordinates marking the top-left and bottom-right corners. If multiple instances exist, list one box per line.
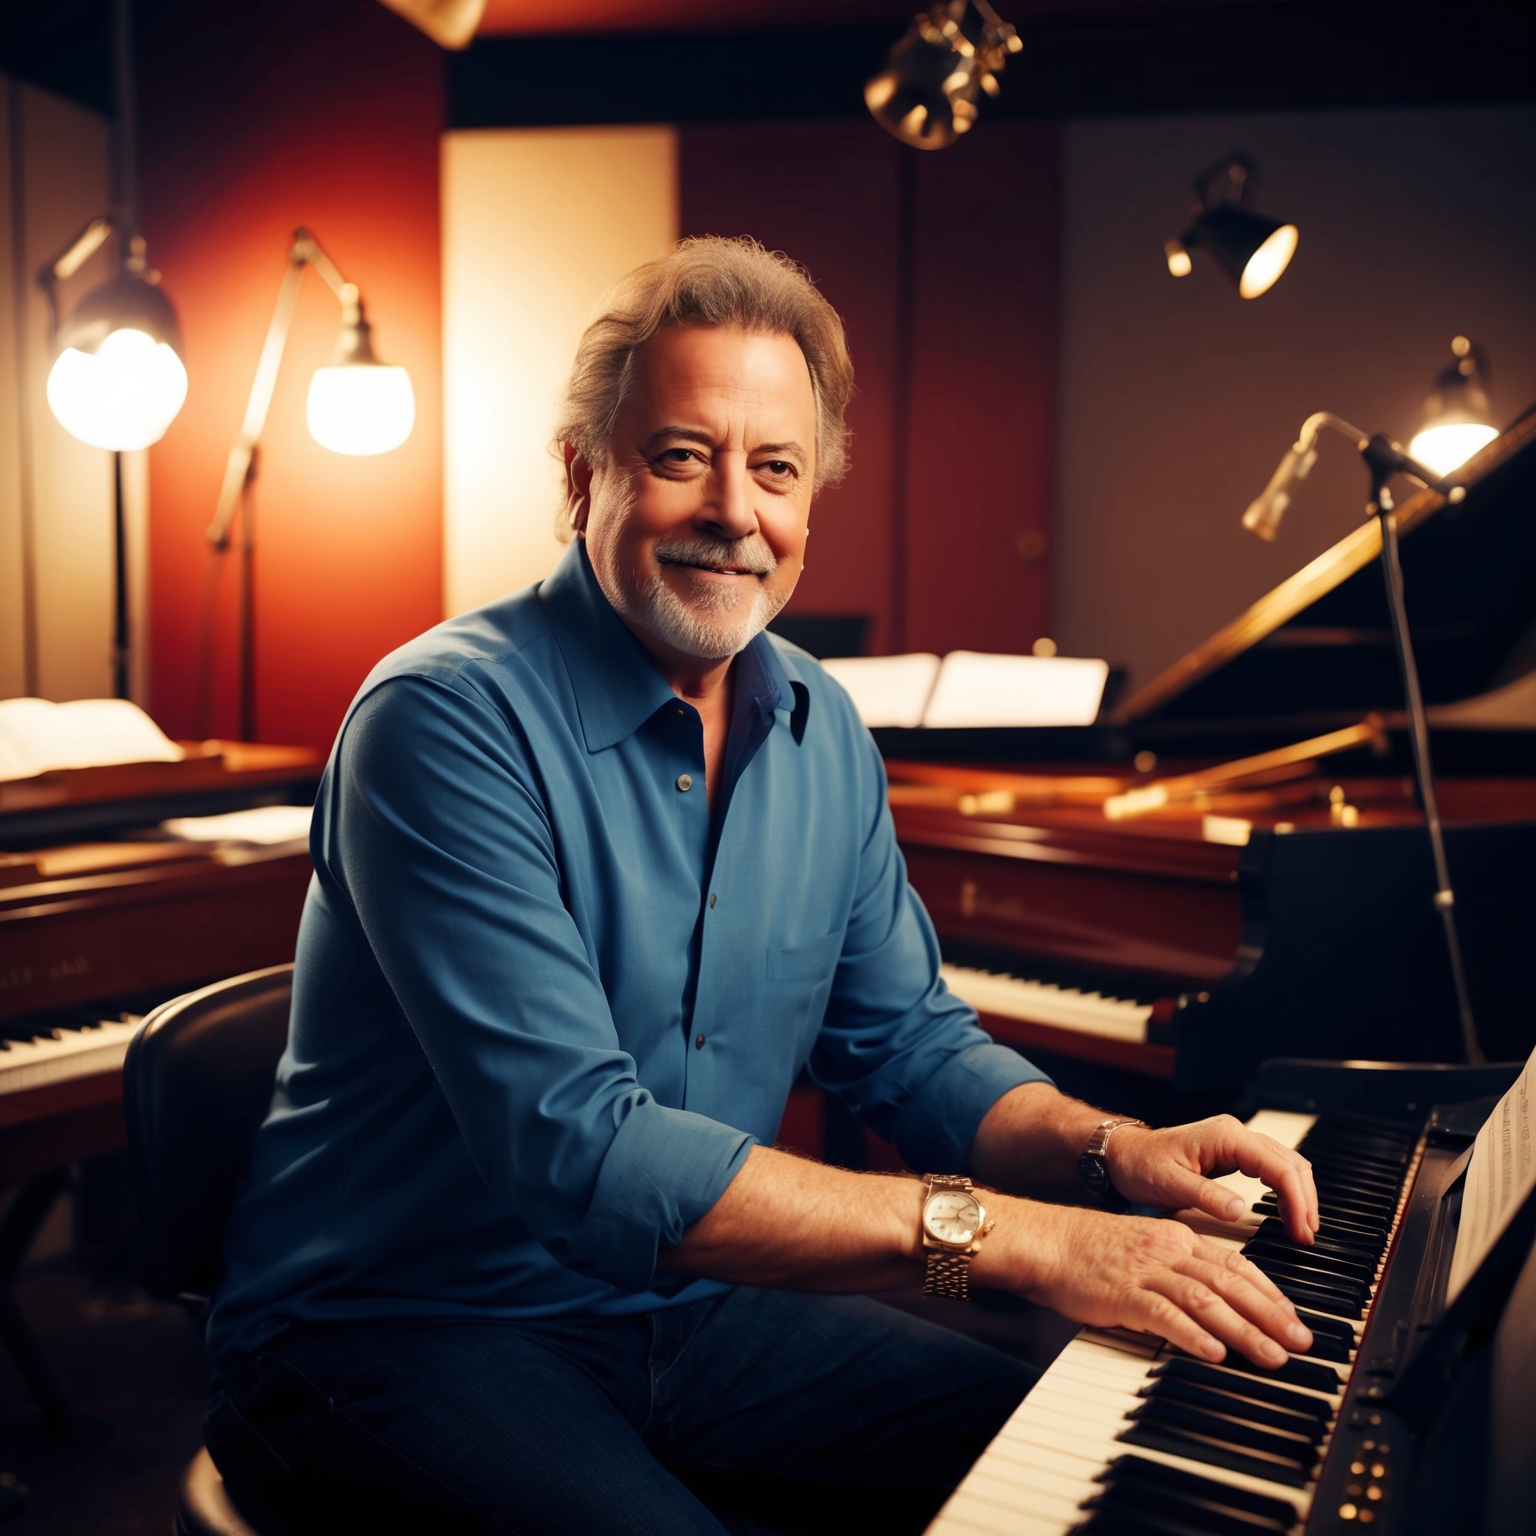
left=177, top=1447, right=270, bottom=1536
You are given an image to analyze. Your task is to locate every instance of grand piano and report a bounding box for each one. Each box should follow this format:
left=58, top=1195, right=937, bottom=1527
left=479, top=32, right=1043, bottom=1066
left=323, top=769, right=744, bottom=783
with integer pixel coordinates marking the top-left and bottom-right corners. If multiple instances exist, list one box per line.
left=878, top=408, right=1536, bottom=1105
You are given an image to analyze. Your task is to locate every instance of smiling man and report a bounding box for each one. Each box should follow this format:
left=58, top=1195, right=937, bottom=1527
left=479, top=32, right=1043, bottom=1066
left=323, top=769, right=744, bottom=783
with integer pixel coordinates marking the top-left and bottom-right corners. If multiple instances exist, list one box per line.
left=203, top=239, right=1319, bottom=1536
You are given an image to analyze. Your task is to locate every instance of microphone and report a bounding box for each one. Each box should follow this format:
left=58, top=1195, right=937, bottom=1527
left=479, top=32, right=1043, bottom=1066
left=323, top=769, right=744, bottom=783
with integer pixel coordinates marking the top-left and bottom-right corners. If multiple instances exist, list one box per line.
left=1241, top=412, right=1368, bottom=541
left=1241, top=438, right=1318, bottom=541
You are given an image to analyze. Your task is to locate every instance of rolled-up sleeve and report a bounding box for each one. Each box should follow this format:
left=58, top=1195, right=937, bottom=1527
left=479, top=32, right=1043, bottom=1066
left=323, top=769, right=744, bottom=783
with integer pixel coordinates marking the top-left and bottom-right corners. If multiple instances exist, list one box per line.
left=808, top=731, right=1052, bottom=1173
left=327, top=674, right=753, bottom=1292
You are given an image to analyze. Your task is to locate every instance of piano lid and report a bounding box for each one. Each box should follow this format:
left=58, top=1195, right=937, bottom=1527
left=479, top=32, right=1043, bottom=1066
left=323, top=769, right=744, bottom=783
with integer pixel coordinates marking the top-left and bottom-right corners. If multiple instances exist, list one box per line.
left=1112, top=405, right=1536, bottom=736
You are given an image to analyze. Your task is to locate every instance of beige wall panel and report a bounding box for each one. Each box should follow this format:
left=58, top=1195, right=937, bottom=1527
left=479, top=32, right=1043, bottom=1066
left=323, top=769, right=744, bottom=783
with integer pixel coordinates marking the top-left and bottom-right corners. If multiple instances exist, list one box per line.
left=20, top=83, right=115, bottom=703
left=0, top=80, right=27, bottom=699
left=441, top=125, right=677, bottom=616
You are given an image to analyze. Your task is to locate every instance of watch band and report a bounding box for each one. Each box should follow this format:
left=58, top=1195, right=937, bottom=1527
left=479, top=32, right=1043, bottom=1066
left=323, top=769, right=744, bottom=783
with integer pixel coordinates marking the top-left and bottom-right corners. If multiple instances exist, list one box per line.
left=921, top=1174, right=981, bottom=1301
left=1077, top=1116, right=1148, bottom=1196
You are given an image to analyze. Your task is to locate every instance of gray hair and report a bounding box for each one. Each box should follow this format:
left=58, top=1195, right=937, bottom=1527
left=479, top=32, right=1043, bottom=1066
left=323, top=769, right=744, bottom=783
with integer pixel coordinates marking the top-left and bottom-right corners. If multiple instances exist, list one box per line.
left=553, top=236, right=854, bottom=538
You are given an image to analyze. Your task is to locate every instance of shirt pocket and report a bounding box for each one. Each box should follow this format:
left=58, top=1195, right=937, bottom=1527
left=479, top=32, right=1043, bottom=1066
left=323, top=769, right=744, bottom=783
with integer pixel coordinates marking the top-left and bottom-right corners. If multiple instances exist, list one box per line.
left=764, top=930, right=844, bottom=982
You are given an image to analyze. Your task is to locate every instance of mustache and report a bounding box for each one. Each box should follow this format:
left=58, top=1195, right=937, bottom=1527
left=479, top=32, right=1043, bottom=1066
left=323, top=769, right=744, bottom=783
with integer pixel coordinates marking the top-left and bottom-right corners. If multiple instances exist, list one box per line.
left=654, top=532, right=778, bottom=578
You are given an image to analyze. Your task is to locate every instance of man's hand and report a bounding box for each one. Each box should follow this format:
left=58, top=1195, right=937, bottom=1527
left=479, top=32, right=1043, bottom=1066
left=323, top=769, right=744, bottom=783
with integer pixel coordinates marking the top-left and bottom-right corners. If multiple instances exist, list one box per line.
left=973, top=1199, right=1314, bottom=1368
left=1104, top=1116, right=1319, bottom=1245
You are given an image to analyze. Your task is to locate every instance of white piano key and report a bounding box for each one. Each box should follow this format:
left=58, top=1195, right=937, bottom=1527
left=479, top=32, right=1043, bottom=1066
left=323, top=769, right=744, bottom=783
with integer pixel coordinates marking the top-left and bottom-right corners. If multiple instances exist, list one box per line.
left=939, top=966, right=1153, bottom=1042
left=0, top=1016, right=142, bottom=1094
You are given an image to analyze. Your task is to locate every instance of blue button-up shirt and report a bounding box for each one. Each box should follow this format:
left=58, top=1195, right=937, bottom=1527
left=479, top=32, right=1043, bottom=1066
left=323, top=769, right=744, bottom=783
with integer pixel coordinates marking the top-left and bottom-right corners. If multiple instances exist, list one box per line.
left=207, top=542, right=1048, bottom=1363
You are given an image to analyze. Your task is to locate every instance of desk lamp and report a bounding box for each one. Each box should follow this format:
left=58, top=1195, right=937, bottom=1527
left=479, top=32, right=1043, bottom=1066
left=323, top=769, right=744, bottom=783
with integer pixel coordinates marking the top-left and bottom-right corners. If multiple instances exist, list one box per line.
left=1165, top=154, right=1298, bottom=300
left=1241, top=413, right=1484, bottom=1064
left=865, top=1, right=1022, bottom=150
left=200, top=227, right=415, bottom=742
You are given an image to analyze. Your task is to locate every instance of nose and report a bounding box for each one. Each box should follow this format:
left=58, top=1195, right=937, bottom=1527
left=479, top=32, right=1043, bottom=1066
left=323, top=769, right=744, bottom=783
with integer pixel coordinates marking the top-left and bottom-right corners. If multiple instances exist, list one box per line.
left=702, top=452, right=759, bottom=541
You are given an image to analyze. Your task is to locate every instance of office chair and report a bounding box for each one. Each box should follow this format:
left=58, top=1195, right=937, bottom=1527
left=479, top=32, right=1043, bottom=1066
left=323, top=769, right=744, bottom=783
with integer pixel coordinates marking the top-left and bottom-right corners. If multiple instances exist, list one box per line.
left=124, top=964, right=295, bottom=1536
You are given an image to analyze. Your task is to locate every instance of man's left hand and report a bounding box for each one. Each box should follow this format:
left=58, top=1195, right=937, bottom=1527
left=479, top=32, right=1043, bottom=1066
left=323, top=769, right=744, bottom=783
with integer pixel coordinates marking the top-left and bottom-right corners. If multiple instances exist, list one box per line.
left=1105, top=1116, right=1319, bottom=1245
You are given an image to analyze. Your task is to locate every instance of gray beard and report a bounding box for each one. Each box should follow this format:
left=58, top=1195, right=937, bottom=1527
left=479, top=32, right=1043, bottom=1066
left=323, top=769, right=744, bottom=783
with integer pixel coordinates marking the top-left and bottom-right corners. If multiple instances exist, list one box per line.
left=614, top=531, right=787, bottom=661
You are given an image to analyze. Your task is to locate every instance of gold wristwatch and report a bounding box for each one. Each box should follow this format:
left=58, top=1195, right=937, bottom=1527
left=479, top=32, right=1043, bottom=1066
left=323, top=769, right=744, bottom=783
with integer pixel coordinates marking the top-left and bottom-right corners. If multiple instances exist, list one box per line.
left=920, top=1174, right=991, bottom=1300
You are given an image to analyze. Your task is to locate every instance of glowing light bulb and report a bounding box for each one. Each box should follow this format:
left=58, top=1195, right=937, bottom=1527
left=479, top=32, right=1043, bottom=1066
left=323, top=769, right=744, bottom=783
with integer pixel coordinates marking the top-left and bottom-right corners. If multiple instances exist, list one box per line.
left=45, top=326, right=188, bottom=450
left=1407, top=421, right=1499, bottom=477
left=306, top=364, right=415, bottom=456
left=1238, top=223, right=1298, bottom=299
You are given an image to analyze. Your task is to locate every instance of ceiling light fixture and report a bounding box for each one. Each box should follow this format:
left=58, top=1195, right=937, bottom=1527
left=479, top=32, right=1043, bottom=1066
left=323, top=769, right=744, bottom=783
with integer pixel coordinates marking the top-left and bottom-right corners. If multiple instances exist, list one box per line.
left=1165, top=153, right=1298, bottom=300
left=865, top=1, right=1022, bottom=151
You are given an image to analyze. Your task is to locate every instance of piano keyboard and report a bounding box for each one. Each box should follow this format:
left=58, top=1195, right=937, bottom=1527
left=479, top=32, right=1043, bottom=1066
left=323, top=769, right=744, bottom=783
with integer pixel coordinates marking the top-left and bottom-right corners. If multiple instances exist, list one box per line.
left=941, top=965, right=1154, bottom=1044
left=0, top=1002, right=156, bottom=1095
left=927, top=1108, right=1419, bottom=1536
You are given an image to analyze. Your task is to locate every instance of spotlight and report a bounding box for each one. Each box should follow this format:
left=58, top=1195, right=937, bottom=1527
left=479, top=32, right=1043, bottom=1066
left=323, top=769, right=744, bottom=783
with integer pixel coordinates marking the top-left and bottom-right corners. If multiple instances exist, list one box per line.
left=1408, top=336, right=1498, bottom=477
left=1164, top=154, right=1298, bottom=300
left=865, top=1, right=1022, bottom=151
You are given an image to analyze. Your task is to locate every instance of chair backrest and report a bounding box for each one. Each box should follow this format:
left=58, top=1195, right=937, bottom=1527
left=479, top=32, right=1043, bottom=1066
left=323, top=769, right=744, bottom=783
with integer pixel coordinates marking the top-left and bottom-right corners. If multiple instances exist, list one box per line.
left=123, top=964, right=294, bottom=1301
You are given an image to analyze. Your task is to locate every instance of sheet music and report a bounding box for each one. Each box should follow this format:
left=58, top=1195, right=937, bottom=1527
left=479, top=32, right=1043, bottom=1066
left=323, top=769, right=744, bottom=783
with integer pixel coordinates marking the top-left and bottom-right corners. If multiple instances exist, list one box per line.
left=1448, top=1043, right=1536, bottom=1302
left=0, top=697, right=184, bottom=781
left=922, top=651, right=1109, bottom=729
left=819, top=654, right=941, bottom=729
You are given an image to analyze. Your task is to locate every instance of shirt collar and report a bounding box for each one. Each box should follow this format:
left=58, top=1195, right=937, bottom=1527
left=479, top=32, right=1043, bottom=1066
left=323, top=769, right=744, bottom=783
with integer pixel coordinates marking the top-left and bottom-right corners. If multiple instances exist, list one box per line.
left=538, top=541, right=811, bottom=753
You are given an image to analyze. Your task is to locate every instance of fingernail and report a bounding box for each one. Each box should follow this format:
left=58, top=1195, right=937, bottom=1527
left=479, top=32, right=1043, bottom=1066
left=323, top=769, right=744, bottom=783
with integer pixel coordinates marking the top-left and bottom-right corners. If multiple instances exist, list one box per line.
left=1224, top=1198, right=1244, bottom=1221
left=1288, top=1322, right=1313, bottom=1349
left=1265, top=1341, right=1288, bottom=1366
left=1200, top=1337, right=1225, bottom=1361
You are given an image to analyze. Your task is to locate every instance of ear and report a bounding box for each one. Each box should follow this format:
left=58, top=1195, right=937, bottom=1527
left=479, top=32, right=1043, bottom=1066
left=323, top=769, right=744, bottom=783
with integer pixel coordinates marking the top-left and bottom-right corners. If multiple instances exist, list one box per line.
left=562, top=444, right=594, bottom=537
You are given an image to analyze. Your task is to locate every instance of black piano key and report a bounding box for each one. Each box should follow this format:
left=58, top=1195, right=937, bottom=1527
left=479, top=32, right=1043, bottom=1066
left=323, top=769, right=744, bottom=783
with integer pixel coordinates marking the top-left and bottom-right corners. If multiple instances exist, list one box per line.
left=1081, top=1488, right=1291, bottom=1536
left=1266, top=1278, right=1363, bottom=1319
left=1074, top=1503, right=1221, bottom=1536
left=1140, top=1379, right=1327, bottom=1441
left=1086, top=1477, right=1297, bottom=1536
left=1252, top=1203, right=1387, bottom=1242
left=1243, top=1240, right=1375, bottom=1285
left=1116, top=1424, right=1309, bottom=1490
left=1291, top=1309, right=1356, bottom=1350
left=1099, top=1457, right=1301, bottom=1527
left=1148, top=1361, right=1330, bottom=1419
left=1253, top=1219, right=1380, bottom=1259
left=1247, top=1253, right=1370, bottom=1302
left=1201, top=1349, right=1344, bottom=1395
left=1127, top=1400, right=1317, bottom=1468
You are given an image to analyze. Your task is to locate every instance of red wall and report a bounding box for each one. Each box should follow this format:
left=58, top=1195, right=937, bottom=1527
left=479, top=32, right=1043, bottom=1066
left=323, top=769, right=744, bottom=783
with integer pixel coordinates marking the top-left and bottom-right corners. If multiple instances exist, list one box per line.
left=139, top=0, right=444, bottom=752
left=682, top=118, right=1057, bottom=657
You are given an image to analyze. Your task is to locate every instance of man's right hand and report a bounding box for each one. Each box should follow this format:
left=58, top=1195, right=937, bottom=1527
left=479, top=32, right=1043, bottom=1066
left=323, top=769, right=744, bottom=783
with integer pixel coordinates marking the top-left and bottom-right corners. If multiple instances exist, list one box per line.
left=973, top=1199, right=1314, bottom=1368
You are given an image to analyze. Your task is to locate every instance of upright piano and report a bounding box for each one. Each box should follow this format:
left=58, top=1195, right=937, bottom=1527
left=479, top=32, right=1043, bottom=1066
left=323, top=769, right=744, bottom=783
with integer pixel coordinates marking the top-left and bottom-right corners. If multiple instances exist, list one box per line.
left=0, top=741, right=320, bottom=1429
left=880, top=410, right=1536, bottom=1101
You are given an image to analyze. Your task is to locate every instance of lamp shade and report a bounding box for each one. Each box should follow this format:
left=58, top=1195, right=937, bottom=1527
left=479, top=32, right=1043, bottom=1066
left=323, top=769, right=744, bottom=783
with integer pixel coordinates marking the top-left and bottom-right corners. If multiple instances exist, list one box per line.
left=306, top=363, right=415, bottom=456
left=1407, top=337, right=1498, bottom=477
left=45, top=272, right=188, bottom=450
left=1192, top=205, right=1298, bottom=299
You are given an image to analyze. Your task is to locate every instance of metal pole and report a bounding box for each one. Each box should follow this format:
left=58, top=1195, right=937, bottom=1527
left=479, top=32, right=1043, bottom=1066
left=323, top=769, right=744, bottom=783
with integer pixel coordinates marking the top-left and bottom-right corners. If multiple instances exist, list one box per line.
left=112, top=453, right=130, bottom=698
left=1375, top=494, right=1482, bottom=1064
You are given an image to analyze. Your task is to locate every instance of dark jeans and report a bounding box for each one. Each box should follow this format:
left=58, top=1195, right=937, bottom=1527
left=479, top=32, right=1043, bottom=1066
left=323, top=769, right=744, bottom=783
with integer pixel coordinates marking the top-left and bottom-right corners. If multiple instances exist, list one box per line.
left=205, top=1287, right=1036, bottom=1536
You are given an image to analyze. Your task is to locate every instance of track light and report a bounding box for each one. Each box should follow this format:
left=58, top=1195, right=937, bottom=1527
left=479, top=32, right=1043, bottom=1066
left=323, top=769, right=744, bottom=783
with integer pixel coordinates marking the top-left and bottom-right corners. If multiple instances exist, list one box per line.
left=1407, top=336, right=1498, bottom=477
left=865, top=1, right=1022, bottom=151
left=1165, top=154, right=1298, bottom=300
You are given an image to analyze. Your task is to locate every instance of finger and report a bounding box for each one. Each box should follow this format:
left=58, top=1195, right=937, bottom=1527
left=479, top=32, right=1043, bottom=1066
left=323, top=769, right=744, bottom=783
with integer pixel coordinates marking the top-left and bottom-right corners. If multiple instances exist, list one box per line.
left=1221, top=1132, right=1318, bottom=1245
left=1130, top=1290, right=1228, bottom=1364
left=1148, top=1270, right=1292, bottom=1369
left=1192, top=1178, right=1248, bottom=1225
left=1181, top=1253, right=1313, bottom=1357
left=1192, top=1238, right=1294, bottom=1310
left=1295, top=1151, right=1320, bottom=1234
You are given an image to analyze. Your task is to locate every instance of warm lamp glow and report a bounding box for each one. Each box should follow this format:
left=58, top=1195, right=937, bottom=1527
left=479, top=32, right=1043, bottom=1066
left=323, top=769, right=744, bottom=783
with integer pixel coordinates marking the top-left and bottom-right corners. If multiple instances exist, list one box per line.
left=306, top=363, right=415, bottom=455
left=1238, top=222, right=1298, bottom=299
left=45, top=326, right=189, bottom=450
left=1407, top=421, right=1499, bottom=477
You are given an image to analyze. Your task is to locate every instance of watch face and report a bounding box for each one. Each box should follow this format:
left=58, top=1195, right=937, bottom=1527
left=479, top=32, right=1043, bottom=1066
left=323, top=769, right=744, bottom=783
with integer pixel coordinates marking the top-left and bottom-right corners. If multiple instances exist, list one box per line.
left=923, top=1190, right=982, bottom=1246
left=1078, top=1153, right=1111, bottom=1194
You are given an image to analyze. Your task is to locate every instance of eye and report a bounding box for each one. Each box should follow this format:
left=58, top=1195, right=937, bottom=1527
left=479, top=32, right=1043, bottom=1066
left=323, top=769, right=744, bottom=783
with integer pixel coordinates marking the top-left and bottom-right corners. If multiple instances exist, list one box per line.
left=659, top=447, right=697, bottom=464
left=758, top=459, right=797, bottom=479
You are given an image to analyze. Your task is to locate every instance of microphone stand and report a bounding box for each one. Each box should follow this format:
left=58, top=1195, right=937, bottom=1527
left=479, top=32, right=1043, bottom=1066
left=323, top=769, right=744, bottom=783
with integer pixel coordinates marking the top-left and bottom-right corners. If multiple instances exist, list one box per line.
left=1252, top=417, right=1483, bottom=1065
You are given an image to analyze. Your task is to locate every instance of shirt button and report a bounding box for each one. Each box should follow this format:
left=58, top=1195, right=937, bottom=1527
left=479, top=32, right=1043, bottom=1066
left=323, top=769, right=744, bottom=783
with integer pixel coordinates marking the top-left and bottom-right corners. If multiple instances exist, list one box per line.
left=695, top=1033, right=706, bottom=1049
left=709, top=892, right=717, bottom=909
left=676, top=773, right=693, bottom=792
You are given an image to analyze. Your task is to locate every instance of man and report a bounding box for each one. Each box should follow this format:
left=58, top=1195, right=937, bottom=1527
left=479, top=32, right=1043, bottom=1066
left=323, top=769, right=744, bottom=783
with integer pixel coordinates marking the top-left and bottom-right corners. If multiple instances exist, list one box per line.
left=205, top=238, right=1319, bottom=1536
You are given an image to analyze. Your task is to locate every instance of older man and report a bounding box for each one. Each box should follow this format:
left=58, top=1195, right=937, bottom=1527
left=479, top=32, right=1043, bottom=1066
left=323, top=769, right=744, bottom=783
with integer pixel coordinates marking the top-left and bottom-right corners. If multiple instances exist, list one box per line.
left=205, top=238, right=1318, bottom=1536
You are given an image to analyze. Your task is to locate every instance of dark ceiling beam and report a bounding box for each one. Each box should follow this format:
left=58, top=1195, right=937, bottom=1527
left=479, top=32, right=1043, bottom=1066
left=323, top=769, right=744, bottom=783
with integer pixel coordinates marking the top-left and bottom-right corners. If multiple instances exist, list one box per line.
left=450, top=2, right=1535, bottom=129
